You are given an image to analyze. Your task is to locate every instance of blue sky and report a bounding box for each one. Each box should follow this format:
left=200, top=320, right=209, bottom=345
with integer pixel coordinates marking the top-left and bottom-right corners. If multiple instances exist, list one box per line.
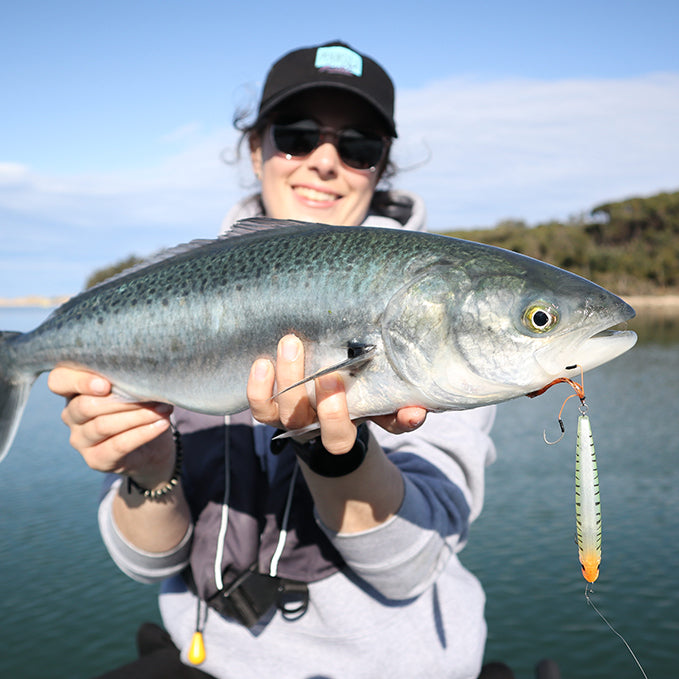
left=2, top=0, right=678, bottom=297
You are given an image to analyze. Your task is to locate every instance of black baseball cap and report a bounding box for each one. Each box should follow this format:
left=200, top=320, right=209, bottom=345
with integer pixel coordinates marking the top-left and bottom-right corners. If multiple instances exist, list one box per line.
left=256, top=41, right=397, bottom=137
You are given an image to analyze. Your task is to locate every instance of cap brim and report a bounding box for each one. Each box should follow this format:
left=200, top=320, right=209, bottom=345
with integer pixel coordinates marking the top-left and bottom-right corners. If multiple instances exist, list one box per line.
left=257, top=82, right=397, bottom=137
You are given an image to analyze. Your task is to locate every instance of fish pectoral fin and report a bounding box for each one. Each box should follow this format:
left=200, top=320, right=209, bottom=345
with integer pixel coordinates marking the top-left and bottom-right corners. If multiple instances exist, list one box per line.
left=110, top=385, right=148, bottom=403
left=271, top=344, right=376, bottom=400
left=110, top=386, right=170, bottom=407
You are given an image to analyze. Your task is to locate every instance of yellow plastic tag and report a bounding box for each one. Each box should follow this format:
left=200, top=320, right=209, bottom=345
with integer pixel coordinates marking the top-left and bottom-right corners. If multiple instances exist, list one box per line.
left=188, top=630, right=206, bottom=665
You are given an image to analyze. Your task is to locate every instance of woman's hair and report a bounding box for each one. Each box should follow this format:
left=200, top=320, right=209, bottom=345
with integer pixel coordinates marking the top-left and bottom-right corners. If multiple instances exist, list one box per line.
left=229, top=103, right=267, bottom=160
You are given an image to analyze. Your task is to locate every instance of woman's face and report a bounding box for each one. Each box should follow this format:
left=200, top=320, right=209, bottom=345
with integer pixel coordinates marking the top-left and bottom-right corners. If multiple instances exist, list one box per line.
left=250, top=90, right=389, bottom=227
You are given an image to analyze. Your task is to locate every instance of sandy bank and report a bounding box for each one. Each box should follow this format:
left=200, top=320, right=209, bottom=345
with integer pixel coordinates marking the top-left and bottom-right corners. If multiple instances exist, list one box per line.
left=624, top=295, right=679, bottom=314
left=0, top=295, right=71, bottom=308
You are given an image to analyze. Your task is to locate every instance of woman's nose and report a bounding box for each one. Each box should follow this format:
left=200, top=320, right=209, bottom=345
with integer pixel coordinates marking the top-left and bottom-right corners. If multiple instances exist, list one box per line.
left=305, top=141, right=341, bottom=178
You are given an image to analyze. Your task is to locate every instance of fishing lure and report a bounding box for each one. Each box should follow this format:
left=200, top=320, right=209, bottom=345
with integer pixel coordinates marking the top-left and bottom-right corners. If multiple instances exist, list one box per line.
left=575, top=408, right=601, bottom=583
left=529, top=370, right=599, bottom=581
left=528, top=369, right=648, bottom=678
left=530, top=372, right=603, bottom=583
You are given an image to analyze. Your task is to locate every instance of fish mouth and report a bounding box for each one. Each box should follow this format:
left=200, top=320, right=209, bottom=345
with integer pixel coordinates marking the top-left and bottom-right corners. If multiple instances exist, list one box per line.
left=534, top=299, right=638, bottom=377
left=535, top=327, right=637, bottom=376
left=568, top=327, right=638, bottom=373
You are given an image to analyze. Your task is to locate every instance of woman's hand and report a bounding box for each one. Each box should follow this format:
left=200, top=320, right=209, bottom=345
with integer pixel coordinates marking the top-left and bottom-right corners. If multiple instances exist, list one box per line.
left=246, top=335, right=427, bottom=451
left=47, top=366, right=175, bottom=487
left=247, top=334, right=412, bottom=532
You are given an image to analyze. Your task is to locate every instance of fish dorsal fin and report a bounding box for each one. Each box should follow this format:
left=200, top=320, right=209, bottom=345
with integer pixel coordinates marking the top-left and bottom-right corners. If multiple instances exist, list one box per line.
left=225, top=216, right=317, bottom=237
left=89, top=218, right=318, bottom=290
left=86, top=239, right=217, bottom=291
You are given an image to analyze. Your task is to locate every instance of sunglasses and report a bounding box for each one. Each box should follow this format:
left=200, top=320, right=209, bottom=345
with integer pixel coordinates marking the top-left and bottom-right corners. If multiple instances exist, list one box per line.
left=269, top=120, right=389, bottom=172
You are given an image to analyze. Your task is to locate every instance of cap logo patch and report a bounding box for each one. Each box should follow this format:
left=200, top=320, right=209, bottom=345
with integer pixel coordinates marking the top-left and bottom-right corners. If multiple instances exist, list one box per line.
left=314, top=46, right=363, bottom=77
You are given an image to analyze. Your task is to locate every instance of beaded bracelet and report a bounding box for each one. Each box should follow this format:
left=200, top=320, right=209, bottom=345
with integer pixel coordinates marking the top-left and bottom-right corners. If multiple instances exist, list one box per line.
left=126, top=427, right=183, bottom=500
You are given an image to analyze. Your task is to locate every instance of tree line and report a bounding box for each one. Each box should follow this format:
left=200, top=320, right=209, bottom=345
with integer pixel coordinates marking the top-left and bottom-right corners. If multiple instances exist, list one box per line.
left=445, top=190, right=679, bottom=295
left=87, top=189, right=679, bottom=295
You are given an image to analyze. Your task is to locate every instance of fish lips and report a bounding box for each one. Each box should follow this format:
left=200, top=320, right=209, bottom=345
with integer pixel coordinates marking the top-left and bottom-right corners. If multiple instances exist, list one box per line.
left=533, top=300, right=637, bottom=376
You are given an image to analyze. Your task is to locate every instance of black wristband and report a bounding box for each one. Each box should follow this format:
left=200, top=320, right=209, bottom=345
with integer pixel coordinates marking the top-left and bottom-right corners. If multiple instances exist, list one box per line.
left=271, top=423, right=370, bottom=478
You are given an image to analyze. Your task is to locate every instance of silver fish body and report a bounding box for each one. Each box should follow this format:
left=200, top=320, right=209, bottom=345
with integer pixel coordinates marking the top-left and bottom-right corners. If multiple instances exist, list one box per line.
left=0, top=218, right=637, bottom=462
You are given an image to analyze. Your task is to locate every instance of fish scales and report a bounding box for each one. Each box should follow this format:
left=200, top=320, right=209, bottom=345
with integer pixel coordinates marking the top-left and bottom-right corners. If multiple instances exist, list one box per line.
left=9, top=225, right=434, bottom=408
left=0, top=217, right=637, bottom=463
left=16, top=228, right=425, bottom=347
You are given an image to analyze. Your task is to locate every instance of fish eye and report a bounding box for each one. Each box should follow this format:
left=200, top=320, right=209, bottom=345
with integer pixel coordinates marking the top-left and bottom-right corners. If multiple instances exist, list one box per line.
left=522, top=302, right=559, bottom=333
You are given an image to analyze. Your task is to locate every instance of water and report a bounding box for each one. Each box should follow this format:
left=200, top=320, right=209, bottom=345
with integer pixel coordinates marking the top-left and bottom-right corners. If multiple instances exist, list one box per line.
left=462, top=312, right=679, bottom=678
left=0, top=308, right=162, bottom=679
left=0, top=308, right=677, bottom=678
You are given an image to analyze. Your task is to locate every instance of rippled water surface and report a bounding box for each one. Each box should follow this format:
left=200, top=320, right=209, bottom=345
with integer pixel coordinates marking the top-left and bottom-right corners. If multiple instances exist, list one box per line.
left=0, top=308, right=676, bottom=678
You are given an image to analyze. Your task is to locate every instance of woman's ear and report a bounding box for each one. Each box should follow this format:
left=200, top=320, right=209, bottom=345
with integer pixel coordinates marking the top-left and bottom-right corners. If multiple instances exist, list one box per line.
left=249, top=131, right=263, bottom=180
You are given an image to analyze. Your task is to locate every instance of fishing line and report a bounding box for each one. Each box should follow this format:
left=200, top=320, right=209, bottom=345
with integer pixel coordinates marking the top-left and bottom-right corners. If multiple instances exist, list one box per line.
left=585, top=584, right=649, bottom=679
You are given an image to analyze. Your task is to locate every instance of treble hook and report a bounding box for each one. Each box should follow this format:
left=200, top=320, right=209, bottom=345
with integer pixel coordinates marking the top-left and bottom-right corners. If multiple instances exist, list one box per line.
left=527, top=365, right=586, bottom=445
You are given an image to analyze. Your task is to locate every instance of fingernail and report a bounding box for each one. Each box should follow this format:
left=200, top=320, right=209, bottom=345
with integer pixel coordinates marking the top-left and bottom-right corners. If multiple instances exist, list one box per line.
left=153, top=403, right=174, bottom=415
left=281, top=336, right=300, bottom=362
left=91, top=377, right=109, bottom=395
left=252, top=359, right=271, bottom=381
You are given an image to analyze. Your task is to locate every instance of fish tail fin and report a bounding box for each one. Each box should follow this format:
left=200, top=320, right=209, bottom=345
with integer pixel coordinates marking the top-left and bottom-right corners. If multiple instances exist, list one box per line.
left=0, top=332, right=36, bottom=464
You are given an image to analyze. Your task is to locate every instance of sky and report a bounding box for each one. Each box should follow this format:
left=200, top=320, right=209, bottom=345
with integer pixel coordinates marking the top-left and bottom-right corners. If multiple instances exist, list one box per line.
left=2, top=0, right=678, bottom=298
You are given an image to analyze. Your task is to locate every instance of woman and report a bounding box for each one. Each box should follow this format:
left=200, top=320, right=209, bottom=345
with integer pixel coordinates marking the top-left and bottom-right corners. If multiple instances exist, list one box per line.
left=48, top=42, right=497, bottom=679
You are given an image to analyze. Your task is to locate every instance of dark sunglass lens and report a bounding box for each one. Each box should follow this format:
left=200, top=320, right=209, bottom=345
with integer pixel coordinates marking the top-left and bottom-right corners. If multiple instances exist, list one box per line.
left=271, top=122, right=320, bottom=157
left=337, top=130, right=385, bottom=169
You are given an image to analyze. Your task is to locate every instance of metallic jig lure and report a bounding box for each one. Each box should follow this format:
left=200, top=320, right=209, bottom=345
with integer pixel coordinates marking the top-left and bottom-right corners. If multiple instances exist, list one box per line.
left=575, top=411, right=601, bottom=583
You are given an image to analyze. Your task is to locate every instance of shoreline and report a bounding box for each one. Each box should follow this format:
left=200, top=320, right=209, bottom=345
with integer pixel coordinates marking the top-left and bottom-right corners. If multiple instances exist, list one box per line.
left=623, top=294, right=679, bottom=314
left=0, top=295, right=71, bottom=309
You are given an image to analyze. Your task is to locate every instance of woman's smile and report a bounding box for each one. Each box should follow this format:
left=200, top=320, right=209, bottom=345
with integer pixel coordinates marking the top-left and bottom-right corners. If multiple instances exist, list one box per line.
left=292, top=183, right=342, bottom=206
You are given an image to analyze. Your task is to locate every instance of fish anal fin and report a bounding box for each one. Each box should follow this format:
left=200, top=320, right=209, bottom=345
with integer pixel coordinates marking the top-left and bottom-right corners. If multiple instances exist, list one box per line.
left=272, top=416, right=369, bottom=441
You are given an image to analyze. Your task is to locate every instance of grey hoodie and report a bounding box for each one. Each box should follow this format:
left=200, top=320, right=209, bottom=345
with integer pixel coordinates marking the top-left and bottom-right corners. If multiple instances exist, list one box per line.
left=99, top=191, right=497, bottom=679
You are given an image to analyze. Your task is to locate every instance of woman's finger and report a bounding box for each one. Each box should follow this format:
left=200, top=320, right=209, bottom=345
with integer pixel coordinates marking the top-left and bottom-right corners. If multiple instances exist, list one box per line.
left=68, top=403, right=173, bottom=452
left=273, top=335, right=316, bottom=430
left=48, top=366, right=111, bottom=400
left=371, top=406, right=427, bottom=434
left=247, top=358, right=279, bottom=425
left=64, top=391, right=171, bottom=428
left=80, top=420, right=173, bottom=476
left=314, top=372, right=357, bottom=455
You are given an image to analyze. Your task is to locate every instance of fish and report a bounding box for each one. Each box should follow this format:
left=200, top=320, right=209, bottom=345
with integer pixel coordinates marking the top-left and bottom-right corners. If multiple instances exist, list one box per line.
left=0, top=217, right=637, bottom=462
